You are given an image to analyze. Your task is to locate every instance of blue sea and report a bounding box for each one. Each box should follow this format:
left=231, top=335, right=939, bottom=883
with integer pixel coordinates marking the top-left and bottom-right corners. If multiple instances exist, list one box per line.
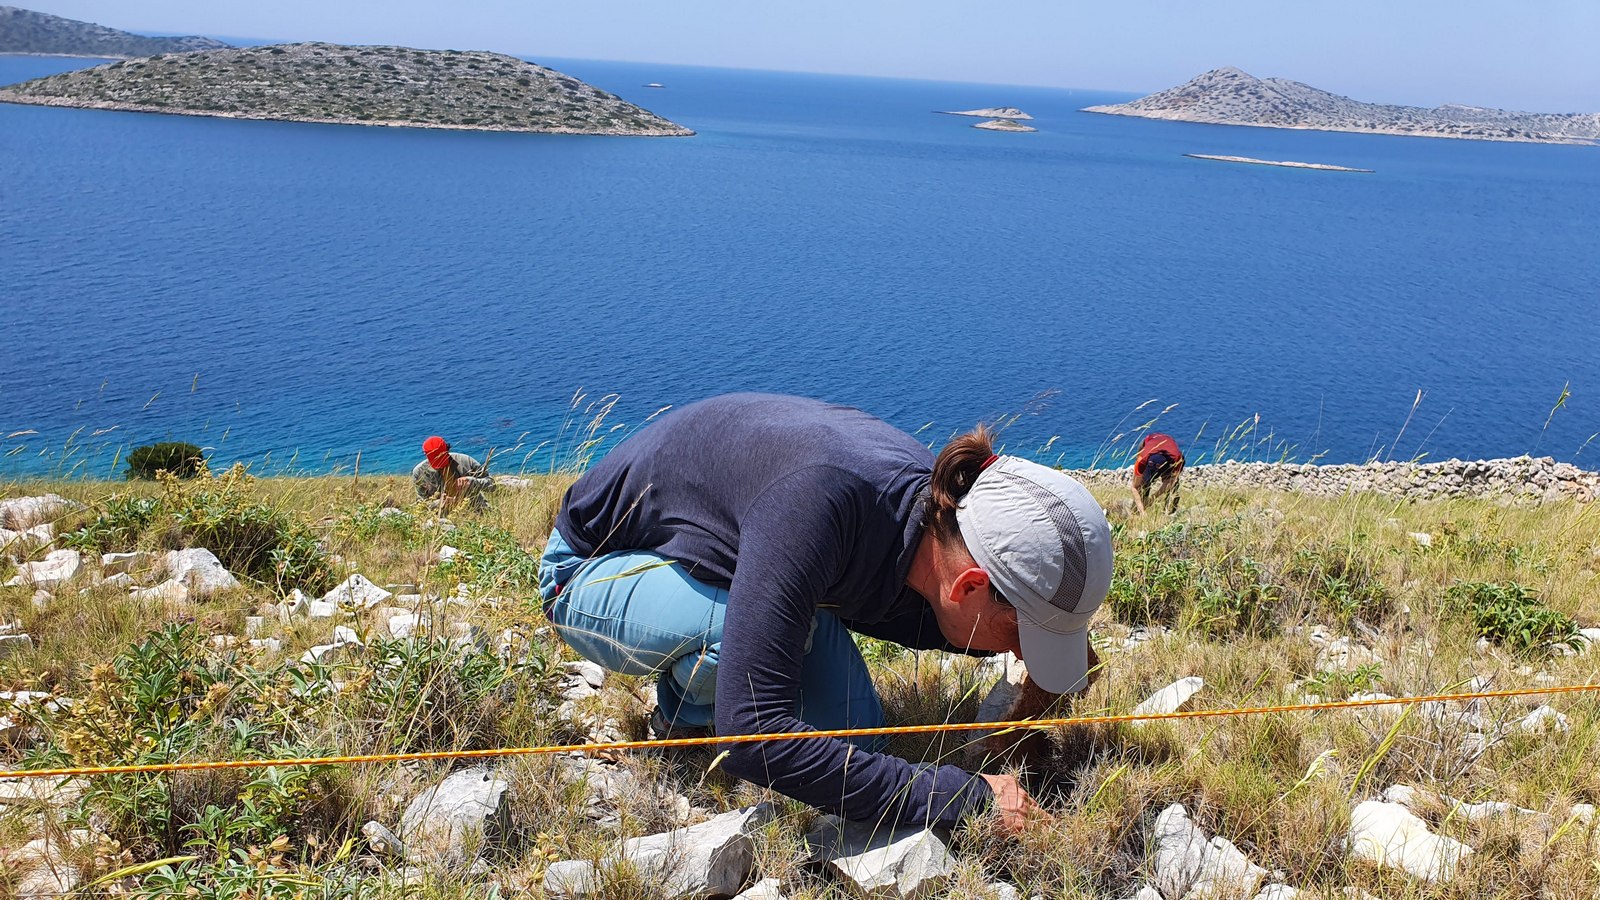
left=3, top=54, right=1598, bottom=478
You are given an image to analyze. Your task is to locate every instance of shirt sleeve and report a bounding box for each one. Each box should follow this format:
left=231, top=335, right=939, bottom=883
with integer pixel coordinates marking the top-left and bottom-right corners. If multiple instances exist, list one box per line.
left=413, top=461, right=439, bottom=499
left=713, top=467, right=993, bottom=829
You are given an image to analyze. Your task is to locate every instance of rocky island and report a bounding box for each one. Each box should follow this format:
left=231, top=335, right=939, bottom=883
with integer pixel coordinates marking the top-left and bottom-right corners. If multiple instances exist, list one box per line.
left=0, top=5, right=228, bottom=57
left=973, top=118, right=1036, bottom=132
left=1084, top=67, right=1600, bottom=145
left=0, top=42, right=694, bottom=135
left=939, top=106, right=1032, bottom=119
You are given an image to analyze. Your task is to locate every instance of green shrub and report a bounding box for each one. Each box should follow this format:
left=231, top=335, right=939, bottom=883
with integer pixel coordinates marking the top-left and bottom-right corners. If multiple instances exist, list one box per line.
left=436, top=522, right=542, bottom=593
left=62, top=465, right=334, bottom=593
left=1107, top=518, right=1279, bottom=637
left=1444, top=581, right=1582, bottom=658
left=126, top=441, right=206, bottom=480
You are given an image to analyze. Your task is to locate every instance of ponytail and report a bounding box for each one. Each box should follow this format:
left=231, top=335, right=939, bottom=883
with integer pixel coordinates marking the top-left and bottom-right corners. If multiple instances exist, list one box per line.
left=927, top=424, right=995, bottom=541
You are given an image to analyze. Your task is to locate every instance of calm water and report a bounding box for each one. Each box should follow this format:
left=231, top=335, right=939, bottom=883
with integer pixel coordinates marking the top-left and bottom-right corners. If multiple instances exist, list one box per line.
left=3, top=55, right=1598, bottom=478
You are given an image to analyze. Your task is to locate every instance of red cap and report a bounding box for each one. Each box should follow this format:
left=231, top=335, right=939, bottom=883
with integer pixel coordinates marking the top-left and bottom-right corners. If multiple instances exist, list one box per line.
left=422, top=436, right=452, bottom=470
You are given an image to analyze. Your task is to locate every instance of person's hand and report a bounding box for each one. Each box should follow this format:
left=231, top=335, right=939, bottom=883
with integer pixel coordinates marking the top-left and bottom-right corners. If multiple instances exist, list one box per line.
left=979, top=773, right=1049, bottom=834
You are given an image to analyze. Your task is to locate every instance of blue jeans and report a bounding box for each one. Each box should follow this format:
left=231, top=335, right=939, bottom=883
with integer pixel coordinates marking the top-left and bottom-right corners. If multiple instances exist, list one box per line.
left=538, top=529, right=886, bottom=748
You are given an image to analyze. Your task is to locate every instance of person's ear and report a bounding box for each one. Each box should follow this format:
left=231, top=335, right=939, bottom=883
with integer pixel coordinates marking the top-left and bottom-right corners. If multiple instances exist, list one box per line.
left=949, top=566, right=990, bottom=605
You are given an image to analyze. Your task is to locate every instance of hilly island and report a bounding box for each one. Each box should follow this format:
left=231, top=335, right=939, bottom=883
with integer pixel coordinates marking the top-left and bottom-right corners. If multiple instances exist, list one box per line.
left=1085, top=66, right=1600, bottom=145
left=0, top=4, right=227, bottom=56
left=0, top=39, right=692, bottom=135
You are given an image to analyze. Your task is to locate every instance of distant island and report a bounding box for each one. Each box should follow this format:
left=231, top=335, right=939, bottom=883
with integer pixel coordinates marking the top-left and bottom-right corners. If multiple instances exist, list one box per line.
left=1185, top=154, right=1371, bottom=173
left=974, top=118, right=1035, bottom=133
left=0, top=5, right=228, bottom=57
left=940, top=107, right=1032, bottom=120
left=0, top=42, right=694, bottom=135
left=1084, top=67, right=1600, bottom=145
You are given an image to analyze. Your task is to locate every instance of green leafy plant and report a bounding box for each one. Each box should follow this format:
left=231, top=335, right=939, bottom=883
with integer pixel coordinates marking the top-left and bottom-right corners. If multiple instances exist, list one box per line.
left=437, top=522, right=542, bottom=593
left=1303, top=662, right=1384, bottom=700
left=1444, top=581, right=1582, bottom=658
left=126, top=441, right=206, bottom=480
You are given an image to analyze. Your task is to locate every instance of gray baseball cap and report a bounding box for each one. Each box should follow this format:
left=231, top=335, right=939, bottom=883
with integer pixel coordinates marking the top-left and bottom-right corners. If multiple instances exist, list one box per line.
left=955, top=456, right=1113, bottom=693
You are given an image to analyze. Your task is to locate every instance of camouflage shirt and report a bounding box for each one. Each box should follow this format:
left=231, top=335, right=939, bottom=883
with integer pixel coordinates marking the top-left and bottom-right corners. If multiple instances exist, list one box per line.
left=412, top=452, right=494, bottom=500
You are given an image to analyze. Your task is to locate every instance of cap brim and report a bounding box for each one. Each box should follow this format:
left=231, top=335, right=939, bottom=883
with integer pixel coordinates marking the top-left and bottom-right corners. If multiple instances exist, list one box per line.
left=1017, top=621, right=1089, bottom=694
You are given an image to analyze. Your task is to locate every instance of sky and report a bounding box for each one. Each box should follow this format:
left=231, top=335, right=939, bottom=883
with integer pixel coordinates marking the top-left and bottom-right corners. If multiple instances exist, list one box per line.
left=24, top=1, right=1600, bottom=112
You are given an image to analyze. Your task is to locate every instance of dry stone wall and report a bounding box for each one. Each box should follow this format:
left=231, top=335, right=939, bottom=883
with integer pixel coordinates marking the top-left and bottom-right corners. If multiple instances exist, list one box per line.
left=1066, top=456, right=1599, bottom=503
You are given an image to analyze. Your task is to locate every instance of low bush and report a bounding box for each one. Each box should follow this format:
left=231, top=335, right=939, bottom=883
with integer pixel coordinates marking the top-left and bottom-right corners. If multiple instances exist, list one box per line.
left=1444, top=580, right=1582, bottom=657
left=126, top=441, right=205, bottom=480
left=62, top=465, right=334, bottom=593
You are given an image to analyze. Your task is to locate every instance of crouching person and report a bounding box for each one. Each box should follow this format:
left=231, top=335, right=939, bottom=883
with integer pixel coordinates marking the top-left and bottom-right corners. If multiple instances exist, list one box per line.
left=413, top=435, right=495, bottom=515
left=537, top=393, right=1112, bottom=832
left=1132, top=432, right=1184, bottom=514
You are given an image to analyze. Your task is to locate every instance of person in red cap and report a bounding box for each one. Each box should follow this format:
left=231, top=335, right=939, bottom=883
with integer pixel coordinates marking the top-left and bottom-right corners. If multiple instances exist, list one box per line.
left=413, top=436, right=495, bottom=514
left=1132, top=432, right=1184, bottom=514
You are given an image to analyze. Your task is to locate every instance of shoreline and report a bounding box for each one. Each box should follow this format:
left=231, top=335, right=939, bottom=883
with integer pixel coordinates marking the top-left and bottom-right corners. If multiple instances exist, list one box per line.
left=1081, top=105, right=1600, bottom=147
left=0, top=92, right=696, bottom=136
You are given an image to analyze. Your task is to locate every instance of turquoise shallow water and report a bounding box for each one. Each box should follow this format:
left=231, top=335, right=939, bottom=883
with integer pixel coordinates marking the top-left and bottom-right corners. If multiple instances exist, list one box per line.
left=2, top=55, right=1598, bottom=477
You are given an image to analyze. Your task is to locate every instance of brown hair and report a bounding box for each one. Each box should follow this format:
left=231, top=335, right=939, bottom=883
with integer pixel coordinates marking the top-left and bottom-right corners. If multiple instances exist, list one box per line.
left=926, top=424, right=995, bottom=541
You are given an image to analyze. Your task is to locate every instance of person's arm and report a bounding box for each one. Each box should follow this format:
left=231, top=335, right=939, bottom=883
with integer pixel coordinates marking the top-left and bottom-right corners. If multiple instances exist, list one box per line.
left=1131, top=471, right=1148, bottom=514
left=455, top=454, right=495, bottom=492
left=413, top=462, right=440, bottom=500
left=714, top=468, right=995, bottom=829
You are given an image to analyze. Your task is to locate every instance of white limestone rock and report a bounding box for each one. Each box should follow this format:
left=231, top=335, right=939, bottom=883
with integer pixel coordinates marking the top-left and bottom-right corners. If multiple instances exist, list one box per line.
left=1408, top=532, right=1433, bottom=548
left=1382, top=784, right=1549, bottom=832
left=131, top=579, right=189, bottom=603
left=1147, top=803, right=1268, bottom=899
left=805, top=814, right=956, bottom=899
left=1251, top=886, right=1298, bottom=900
left=3, top=549, right=81, bottom=589
left=1150, top=803, right=1208, bottom=899
left=555, top=756, right=692, bottom=828
left=0, top=524, right=52, bottom=558
left=0, top=774, right=85, bottom=806
left=164, top=548, right=239, bottom=597
left=1314, top=638, right=1380, bottom=672
left=0, top=634, right=35, bottom=659
left=439, top=545, right=462, bottom=562
left=399, top=767, right=511, bottom=868
left=0, top=494, right=82, bottom=530
left=100, top=550, right=154, bottom=576
left=0, top=835, right=79, bottom=897
left=1346, top=800, right=1472, bottom=883
left=387, top=612, right=426, bottom=639
left=1132, top=677, right=1204, bottom=722
left=557, top=660, right=607, bottom=701
left=1518, top=705, right=1568, bottom=734
left=321, top=573, right=393, bottom=610
left=546, top=803, right=775, bottom=899
left=734, top=878, right=787, bottom=899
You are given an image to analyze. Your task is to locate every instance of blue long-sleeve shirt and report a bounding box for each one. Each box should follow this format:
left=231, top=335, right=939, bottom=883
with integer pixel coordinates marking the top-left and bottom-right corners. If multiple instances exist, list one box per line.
left=554, top=393, right=993, bottom=828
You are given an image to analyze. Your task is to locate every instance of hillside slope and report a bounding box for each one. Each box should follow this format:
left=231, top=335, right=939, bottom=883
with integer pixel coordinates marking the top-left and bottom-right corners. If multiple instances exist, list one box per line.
left=0, top=5, right=227, bottom=57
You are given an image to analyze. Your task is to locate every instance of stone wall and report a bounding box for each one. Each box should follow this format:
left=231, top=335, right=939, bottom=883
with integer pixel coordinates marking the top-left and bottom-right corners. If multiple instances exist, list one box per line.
left=1065, top=455, right=1600, bottom=503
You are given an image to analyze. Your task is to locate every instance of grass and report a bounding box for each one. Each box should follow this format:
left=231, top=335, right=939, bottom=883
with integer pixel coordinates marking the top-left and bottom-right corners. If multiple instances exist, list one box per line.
left=1, top=470, right=1597, bottom=898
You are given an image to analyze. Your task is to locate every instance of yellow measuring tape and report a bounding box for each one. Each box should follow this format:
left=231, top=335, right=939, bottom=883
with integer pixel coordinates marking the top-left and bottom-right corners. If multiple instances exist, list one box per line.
left=2, top=682, right=1596, bottom=781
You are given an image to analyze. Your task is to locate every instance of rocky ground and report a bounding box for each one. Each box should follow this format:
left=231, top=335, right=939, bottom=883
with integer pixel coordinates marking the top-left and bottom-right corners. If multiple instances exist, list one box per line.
left=0, top=460, right=1597, bottom=898
left=0, top=42, right=694, bottom=135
